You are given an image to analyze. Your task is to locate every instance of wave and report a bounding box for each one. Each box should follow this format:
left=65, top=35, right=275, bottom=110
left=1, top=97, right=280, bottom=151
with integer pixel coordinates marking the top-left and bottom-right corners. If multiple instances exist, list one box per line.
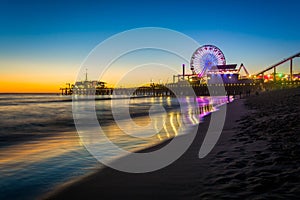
left=0, top=95, right=161, bottom=106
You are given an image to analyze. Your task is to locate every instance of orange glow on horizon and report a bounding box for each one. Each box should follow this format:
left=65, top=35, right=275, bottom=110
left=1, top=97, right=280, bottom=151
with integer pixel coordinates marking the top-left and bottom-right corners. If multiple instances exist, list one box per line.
left=0, top=80, right=63, bottom=93
left=0, top=59, right=79, bottom=93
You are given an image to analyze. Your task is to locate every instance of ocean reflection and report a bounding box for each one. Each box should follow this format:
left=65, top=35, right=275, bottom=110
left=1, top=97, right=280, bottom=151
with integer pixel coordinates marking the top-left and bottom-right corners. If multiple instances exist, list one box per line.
left=0, top=94, right=229, bottom=199
left=0, top=133, right=81, bottom=169
left=91, top=96, right=229, bottom=156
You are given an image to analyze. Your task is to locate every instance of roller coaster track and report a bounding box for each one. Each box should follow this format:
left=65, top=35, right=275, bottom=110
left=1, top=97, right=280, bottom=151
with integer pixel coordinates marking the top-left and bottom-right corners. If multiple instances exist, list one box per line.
left=255, top=52, right=300, bottom=77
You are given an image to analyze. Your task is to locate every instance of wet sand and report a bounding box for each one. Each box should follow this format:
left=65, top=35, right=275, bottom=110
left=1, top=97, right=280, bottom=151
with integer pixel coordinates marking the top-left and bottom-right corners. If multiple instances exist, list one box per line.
left=44, top=88, right=300, bottom=199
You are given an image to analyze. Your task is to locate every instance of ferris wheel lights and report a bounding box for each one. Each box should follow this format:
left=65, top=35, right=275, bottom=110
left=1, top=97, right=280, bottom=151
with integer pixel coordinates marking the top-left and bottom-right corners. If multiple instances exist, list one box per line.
left=190, top=45, right=226, bottom=78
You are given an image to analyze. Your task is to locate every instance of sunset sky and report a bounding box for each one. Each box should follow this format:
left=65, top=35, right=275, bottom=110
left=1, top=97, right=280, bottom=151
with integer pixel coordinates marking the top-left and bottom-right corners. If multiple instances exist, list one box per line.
left=1, top=0, right=300, bottom=92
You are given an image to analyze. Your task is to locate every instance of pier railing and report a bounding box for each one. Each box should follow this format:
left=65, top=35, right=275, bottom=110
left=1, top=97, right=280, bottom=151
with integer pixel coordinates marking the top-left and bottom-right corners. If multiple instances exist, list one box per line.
left=59, top=80, right=300, bottom=97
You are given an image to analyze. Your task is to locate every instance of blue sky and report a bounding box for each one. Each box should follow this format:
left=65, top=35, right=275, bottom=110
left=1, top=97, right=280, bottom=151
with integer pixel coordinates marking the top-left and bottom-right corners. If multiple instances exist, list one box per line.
left=1, top=0, right=300, bottom=91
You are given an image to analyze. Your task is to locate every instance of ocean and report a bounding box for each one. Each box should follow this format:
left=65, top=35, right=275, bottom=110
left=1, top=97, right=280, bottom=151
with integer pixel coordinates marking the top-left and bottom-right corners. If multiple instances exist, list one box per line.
left=0, top=94, right=228, bottom=199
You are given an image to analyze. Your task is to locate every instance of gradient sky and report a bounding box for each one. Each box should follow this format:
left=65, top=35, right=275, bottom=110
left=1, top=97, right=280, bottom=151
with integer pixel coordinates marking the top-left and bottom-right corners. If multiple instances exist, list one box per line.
left=1, top=0, right=300, bottom=92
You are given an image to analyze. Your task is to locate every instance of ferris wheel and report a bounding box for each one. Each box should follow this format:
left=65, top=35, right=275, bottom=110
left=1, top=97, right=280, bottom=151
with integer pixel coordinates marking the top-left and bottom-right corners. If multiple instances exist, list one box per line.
left=190, top=45, right=226, bottom=78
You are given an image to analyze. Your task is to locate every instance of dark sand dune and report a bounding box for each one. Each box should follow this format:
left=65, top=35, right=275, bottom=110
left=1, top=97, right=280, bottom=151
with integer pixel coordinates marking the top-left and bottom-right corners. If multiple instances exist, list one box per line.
left=44, top=88, right=300, bottom=199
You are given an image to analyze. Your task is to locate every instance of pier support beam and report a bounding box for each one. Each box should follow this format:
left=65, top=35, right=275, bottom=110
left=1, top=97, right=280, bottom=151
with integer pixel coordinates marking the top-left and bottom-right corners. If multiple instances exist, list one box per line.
left=290, top=59, right=293, bottom=81
left=273, top=67, right=276, bottom=82
left=182, top=64, right=185, bottom=81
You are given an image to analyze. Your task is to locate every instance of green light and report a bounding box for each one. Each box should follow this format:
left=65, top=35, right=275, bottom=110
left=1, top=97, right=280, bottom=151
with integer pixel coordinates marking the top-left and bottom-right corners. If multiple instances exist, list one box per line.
left=279, top=73, right=283, bottom=78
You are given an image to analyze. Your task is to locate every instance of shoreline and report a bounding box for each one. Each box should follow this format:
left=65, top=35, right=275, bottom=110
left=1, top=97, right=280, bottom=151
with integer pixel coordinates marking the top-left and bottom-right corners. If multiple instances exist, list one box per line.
left=44, top=87, right=300, bottom=199
left=43, top=98, right=248, bottom=199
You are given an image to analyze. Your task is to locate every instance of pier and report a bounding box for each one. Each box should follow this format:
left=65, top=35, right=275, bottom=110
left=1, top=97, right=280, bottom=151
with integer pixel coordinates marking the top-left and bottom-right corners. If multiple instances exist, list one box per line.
left=60, top=50, right=300, bottom=97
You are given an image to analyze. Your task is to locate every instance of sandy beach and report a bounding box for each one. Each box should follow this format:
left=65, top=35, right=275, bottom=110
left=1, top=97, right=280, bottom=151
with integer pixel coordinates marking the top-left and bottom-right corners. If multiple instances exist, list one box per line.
left=44, top=88, right=300, bottom=199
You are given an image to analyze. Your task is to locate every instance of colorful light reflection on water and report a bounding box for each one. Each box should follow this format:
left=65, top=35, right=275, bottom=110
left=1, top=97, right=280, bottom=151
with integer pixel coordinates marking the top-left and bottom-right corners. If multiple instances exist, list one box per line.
left=0, top=94, right=229, bottom=199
